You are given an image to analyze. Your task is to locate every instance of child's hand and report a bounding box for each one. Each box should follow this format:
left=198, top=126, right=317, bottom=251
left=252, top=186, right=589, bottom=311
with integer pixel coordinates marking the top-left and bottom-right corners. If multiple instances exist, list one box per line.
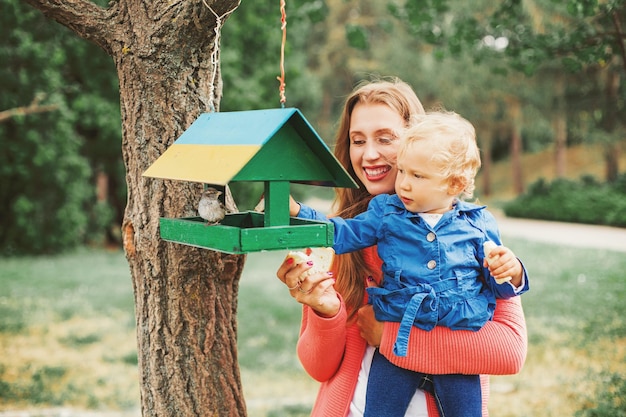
left=483, top=242, right=523, bottom=287
left=254, top=194, right=300, bottom=217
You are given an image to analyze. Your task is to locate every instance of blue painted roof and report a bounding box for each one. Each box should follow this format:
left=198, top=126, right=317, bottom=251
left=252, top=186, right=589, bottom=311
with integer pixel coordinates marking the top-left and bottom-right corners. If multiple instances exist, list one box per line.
left=175, top=108, right=301, bottom=146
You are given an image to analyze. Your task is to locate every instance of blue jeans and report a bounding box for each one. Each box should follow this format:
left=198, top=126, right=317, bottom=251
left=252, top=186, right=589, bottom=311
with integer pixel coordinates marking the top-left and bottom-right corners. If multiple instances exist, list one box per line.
left=364, top=349, right=482, bottom=417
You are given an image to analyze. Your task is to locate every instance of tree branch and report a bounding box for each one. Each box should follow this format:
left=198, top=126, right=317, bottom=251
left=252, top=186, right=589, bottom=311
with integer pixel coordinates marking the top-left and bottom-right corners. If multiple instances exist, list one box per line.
left=0, top=95, right=59, bottom=123
left=610, top=9, right=626, bottom=73
left=22, top=0, right=114, bottom=53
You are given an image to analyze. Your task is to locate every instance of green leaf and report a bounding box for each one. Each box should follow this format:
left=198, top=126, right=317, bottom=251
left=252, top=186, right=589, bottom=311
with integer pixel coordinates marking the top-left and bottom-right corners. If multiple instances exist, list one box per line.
left=345, top=24, right=369, bottom=50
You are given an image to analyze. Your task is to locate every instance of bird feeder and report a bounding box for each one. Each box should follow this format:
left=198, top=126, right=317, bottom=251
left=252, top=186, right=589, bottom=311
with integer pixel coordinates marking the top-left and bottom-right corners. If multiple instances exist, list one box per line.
left=142, top=107, right=358, bottom=254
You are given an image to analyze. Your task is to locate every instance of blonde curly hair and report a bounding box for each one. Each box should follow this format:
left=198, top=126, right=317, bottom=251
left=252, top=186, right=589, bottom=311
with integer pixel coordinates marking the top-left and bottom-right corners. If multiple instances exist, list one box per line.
left=398, top=111, right=481, bottom=199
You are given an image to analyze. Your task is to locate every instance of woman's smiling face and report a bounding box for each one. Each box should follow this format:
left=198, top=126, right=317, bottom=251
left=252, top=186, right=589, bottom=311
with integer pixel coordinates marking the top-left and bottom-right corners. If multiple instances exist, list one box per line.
left=348, top=102, right=405, bottom=196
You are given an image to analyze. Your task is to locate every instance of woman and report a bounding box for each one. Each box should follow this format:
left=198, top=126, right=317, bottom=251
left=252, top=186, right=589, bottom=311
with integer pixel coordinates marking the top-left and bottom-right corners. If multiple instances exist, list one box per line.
left=276, top=77, right=527, bottom=417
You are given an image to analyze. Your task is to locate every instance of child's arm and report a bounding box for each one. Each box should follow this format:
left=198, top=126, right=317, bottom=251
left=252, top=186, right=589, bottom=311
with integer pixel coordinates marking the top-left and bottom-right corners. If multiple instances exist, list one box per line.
left=297, top=196, right=386, bottom=254
left=294, top=201, right=331, bottom=222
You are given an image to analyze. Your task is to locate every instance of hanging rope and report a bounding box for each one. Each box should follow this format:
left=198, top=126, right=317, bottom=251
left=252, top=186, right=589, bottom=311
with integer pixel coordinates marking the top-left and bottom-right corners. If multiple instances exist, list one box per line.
left=277, top=0, right=287, bottom=107
left=202, top=0, right=239, bottom=112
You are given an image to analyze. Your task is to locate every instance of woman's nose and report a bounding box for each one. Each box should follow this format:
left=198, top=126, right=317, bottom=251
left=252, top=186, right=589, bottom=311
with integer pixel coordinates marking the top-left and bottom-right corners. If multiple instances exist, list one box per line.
left=362, top=141, right=380, bottom=161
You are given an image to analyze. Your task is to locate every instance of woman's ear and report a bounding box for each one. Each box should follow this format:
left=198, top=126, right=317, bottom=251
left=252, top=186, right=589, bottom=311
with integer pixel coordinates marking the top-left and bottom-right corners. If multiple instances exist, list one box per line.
left=447, top=176, right=467, bottom=196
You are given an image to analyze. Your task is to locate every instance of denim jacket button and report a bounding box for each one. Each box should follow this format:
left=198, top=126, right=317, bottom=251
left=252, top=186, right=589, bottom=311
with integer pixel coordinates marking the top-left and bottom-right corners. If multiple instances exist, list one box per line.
left=427, top=260, right=437, bottom=269
left=426, top=232, right=436, bottom=242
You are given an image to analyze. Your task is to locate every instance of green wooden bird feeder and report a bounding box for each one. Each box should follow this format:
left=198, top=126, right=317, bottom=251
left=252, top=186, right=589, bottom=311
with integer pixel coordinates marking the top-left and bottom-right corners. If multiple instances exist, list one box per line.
left=143, top=107, right=358, bottom=254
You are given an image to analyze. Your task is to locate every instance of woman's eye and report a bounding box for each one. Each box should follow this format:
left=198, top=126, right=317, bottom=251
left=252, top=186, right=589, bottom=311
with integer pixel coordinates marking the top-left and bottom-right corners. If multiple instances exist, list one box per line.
left=377, top=136, right=395, bottom=144
left=351, top=137, right=365, bottom=145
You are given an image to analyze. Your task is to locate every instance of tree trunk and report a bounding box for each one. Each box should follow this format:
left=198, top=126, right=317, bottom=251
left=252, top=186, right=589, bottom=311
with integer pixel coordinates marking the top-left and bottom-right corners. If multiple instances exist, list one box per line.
left=604, top=144, right=620, bottom=182
left=552, top=77, right=567, bottom=178
left=601, top=65, right=621, bottom=182
left=507, top=97, right=525, bottom=195
left=22, top=1, right=247, bottom=416
left=479, top=128, right=493, bottom=197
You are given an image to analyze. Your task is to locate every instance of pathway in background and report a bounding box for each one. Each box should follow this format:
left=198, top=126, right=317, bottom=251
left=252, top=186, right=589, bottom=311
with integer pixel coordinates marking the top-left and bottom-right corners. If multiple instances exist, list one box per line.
left=494, top=212, right=626, bottom=252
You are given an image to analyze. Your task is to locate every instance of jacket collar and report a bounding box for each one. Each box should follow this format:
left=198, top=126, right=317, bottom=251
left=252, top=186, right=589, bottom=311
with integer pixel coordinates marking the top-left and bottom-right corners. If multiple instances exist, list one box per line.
left=386, top=194, right=486, bottom=220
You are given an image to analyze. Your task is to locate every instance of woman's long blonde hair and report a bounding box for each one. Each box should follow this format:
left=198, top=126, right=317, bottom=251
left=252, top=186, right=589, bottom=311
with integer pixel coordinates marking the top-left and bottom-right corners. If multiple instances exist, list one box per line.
left=330, top=77, right=426, bottom=318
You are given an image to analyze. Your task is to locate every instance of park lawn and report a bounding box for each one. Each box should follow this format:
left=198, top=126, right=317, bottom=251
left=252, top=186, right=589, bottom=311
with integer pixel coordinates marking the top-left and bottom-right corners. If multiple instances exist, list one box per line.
left=0, top=240, right=625, bottom=416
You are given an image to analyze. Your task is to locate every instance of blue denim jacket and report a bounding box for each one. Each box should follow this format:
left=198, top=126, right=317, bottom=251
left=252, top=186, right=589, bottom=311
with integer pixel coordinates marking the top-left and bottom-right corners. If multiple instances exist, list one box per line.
left=297, top=194, right=529, bottom=357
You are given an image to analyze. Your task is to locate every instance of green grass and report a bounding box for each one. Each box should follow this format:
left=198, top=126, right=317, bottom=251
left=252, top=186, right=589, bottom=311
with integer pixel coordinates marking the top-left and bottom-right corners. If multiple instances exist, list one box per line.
left=0, top=248, right=138, bottom=411
left=237, top=250, right=304, bottom=372
left=0, top=242, right=625, bottom=416
left=485, top=239, right=626, bottom=417
left=510, top=239, right=626, bottom=340
left=0, top=248, right=135, bottom=329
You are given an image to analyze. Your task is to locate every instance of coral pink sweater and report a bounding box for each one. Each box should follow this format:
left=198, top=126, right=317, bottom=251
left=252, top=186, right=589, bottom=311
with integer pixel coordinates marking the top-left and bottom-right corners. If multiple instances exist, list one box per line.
left=297, top=247, right=527, bottom=417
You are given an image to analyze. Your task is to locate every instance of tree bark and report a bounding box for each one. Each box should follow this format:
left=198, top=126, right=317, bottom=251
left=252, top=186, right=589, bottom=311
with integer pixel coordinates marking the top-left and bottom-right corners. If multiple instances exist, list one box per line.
left=22, top=0, right=247, bottom=416
left=478, top=128, right=493, bottom=197
left=601, top=65, right=621, bottom=182
left=507, top=97, right=524, bottom=195
left=552, top=77, right=567, bottom=178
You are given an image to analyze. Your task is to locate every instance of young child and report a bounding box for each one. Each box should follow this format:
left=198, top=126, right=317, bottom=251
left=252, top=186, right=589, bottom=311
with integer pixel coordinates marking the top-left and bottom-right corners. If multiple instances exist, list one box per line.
left=295, top=111, right=529, bottom=417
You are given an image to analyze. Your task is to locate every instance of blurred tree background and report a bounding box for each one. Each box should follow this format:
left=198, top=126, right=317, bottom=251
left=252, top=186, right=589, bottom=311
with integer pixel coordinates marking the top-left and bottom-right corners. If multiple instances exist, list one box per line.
left=1, top=0, right=624, bottom=255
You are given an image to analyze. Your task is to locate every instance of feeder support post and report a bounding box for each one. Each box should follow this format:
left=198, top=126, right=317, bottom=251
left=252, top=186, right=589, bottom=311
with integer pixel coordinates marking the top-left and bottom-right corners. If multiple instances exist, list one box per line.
left=264, top=181, right=290, bottom=227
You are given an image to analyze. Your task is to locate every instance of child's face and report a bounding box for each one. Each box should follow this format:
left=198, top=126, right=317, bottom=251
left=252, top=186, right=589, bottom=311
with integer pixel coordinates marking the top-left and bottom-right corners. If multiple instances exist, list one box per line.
left=394, top=142, right=456, bottom=214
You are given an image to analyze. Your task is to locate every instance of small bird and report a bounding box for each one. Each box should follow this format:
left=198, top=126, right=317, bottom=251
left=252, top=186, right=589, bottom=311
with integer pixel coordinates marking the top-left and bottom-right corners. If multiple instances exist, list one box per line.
left=198, top=187, right=226, bottom=225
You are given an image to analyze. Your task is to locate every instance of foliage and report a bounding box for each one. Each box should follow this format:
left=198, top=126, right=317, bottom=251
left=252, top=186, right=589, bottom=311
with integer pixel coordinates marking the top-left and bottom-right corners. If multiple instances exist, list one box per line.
left=0, top=0, right=88, bottom=255
left=210, top=1, right=329, bottom=210
left=221, top=0, right=324, bottom=113
left=0, top=0, right=122, bottom=255
left=503, top=174, right=626, bottom=227
left=575, top=372, right=626, bottom=417
left=6, top=0, right=624, bottom=253
left=388, top=0, right=626, bottom=75
left=389, top=0, right=625, bottom=181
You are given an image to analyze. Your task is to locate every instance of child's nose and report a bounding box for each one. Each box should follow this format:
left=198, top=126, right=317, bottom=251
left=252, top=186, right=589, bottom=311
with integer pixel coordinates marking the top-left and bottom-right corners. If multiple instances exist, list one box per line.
left=398, top=175, right=410, bottom=190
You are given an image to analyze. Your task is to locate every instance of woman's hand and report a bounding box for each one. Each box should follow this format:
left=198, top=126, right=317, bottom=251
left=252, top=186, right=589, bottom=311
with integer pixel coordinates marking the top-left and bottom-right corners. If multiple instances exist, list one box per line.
left=356, top=277, right=384, bottom=347
left=276, top=255, right=340, bottom=318
left=357, top=304, right=384, bottom=347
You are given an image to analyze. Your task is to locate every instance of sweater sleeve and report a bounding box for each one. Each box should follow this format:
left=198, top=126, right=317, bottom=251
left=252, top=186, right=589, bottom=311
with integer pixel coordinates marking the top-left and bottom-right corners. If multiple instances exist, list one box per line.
left=379, top=297, right=527, bottom=375
left=296, top=297, right=349, bottom=382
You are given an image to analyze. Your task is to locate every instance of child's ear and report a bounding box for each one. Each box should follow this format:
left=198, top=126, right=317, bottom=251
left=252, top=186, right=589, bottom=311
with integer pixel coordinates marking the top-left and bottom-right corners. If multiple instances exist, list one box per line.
left=447, top=177, right=467, bottom=195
